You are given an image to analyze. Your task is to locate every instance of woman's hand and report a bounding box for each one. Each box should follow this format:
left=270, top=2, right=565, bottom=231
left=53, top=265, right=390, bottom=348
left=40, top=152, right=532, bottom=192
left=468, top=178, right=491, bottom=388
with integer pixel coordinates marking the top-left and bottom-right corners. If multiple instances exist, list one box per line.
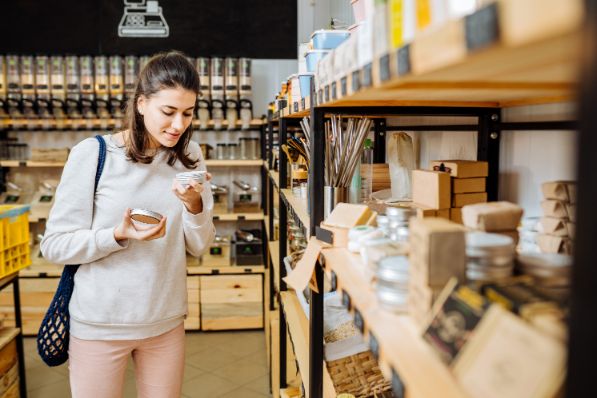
left=172, top=172, right=212, bottom=214
left=113, top=208, right=167, bottom=243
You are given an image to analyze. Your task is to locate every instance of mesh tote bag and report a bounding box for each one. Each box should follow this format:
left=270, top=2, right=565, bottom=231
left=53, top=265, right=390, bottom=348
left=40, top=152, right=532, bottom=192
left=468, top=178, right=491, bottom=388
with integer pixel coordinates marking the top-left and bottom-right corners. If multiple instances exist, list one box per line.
left=37, top=135, right=106, bottom=366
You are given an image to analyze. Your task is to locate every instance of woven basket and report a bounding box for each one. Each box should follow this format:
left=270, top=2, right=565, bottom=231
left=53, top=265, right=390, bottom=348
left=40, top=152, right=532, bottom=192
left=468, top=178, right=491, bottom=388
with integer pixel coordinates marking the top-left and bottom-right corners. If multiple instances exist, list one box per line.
left=326, top=351, right=393, bottom=398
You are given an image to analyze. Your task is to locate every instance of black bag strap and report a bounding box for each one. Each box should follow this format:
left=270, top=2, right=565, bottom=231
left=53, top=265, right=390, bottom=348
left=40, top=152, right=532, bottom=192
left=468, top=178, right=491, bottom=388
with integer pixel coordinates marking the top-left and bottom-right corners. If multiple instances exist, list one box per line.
left=94, top=135, right=107, bottom=191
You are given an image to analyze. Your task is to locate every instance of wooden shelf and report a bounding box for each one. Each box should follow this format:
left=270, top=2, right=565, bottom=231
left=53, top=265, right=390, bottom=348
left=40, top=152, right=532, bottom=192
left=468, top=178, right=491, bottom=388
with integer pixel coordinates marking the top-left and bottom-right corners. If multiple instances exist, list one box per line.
left=187, top=265, right=265, bottom=275
left=1, top=159, right=264, bottom=168
left=213, top=213, right=264, bottom=221
left=0, top=118, right=264, bottom=131
left=269, top=241, right=280, bottom=292
left=205, top=159, right=263, bottom=167
left=269, top=170, right=280, bottom=190
left=0, top=328, right=20, bottom=352
left=280, top=189, right=310, bottom=231
left=310, top=0, right=582, bottom=109
left=0, top=160, right=65, bottom=168
left=280, top=291, right=337, bottom=398
left=193, top=118, right=265, bottom=130
left=321, top=248, right=468, bottom=398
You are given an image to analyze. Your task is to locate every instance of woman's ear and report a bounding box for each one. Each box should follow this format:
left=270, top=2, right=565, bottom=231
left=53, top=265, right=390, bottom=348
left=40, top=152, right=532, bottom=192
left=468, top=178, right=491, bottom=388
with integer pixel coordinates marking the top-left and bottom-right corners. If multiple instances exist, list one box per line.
left=137, top=96, right=146, bottom=116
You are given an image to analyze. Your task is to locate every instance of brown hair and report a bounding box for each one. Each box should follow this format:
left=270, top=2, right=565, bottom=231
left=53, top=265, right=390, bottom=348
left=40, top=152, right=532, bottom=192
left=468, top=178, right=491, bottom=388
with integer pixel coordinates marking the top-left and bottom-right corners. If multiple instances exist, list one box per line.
left=124, top=51, right=199, bottom=168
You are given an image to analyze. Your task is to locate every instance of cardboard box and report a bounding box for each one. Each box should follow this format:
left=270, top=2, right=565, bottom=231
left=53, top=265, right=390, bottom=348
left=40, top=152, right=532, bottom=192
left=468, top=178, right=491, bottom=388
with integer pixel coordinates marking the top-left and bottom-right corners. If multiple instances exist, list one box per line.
left=541, top=181, right=576, bottom=202
left=540, top=217, right=569, bottom=237
left=450, top=208, right=463, bottom=224
left=409, top=218, right=466, bottom=288
left=541, top=200, right=568, bottom=219
left=415, top=205, right=450, bottom=219
left=412, top=169, right=451, bottom=209
left=461, top=201, right=524, bottom=231
left=452, top=192, right=488, bottom=208
left=537, top=234, right=573, bottom=254
left=430, top=160, right=489, bottom=178
left=324, top=203, right=375, bottom=228
left=452, top=177, right=486, bottom=194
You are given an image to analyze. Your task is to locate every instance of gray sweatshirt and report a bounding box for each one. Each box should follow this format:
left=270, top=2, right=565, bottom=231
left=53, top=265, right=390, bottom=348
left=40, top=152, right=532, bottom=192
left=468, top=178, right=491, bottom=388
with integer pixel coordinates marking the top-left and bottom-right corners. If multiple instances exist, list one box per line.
left=41, top=135, right=215, bottom=340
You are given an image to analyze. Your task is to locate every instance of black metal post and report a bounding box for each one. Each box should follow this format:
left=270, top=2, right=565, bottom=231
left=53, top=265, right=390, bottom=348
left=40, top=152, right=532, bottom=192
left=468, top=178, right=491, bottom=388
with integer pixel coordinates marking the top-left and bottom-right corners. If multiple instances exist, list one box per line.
left=278, top=116, right=289, bottom=389
left=373, top=118, right=387, bottom=163
left=568, top=1, right=596, bottom=395
left=13, top=277, right=27, bottom=398
left=308, top=106, right=326, bottom=398
left=267, top=110, right=274, bottom=169
left=477, top=109, right=501, bottom=201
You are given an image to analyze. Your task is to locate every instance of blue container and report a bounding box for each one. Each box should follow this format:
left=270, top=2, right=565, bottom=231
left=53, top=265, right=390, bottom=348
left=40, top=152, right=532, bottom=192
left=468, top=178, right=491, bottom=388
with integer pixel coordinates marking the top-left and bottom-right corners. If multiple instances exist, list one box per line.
left=305, top=50, right=329, bottom=73
left=298, top=73, right=314, bottom=98
left=311, top=30, right=350, bottom=50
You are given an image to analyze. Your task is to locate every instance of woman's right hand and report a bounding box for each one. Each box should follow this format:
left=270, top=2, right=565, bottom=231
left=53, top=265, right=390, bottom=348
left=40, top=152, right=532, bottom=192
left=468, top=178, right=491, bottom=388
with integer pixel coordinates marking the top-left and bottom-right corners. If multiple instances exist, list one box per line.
left=113, top=208, right=167, bottom=243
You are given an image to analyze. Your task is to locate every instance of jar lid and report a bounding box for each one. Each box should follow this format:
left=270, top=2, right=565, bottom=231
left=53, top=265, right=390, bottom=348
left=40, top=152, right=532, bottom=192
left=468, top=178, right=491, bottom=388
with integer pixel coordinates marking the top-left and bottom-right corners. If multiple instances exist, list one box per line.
left=466, top=232, right=514, bottom=258
left=130, top=208, right=163, bottom=224
left=227, top=143, right=238, bottom=147
left=217, top=143, right=226, bottom=147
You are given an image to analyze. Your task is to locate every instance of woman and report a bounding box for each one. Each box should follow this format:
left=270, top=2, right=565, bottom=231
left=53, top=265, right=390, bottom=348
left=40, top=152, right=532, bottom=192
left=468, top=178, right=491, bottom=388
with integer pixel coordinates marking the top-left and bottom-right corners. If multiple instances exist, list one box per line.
left=41, top=51, right=215, bottom=397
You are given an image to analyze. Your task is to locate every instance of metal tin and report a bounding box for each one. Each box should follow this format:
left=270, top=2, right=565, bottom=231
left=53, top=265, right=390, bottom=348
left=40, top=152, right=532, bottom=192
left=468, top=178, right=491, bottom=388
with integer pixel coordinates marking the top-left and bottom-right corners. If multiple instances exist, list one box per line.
left=130, top=208, right=163, bottom=224
left=376, top=286, right=409, bottom=313
left=376, top=255, right=410, bottom=284
left=216, top=143, right=228, bottom=160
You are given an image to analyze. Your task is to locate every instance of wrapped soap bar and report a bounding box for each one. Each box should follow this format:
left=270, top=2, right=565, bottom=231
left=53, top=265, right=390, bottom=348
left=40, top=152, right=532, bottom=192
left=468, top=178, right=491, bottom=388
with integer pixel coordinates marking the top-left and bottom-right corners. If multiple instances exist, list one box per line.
left=461, top=201, right=523, bottom=232
left=542, top=181, right=576, bottom=203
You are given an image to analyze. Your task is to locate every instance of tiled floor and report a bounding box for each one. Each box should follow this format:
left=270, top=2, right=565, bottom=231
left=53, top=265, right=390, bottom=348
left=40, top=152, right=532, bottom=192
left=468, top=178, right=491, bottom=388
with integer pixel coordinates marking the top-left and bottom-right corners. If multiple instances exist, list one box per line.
left=24, top=330, right=272, bottom=398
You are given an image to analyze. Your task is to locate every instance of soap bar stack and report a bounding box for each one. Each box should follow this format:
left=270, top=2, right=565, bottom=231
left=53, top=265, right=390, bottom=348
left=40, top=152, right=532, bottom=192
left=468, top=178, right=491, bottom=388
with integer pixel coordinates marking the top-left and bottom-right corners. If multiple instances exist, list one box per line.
left=461, top=201, right=524, bottom=244
left=538, top=181, right=576, bottom=254
left=430, top=160, right=489, bottom=224
left=408, top=217, right=466, bottom=328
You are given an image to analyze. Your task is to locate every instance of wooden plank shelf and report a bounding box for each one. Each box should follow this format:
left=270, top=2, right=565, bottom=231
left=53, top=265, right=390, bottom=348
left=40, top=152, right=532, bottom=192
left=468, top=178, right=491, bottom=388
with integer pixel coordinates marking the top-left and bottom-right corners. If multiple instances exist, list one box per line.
left=269, top=241, right=280, bottom=293
left=1, top=159, right=264, bottom=168
left=187, top=265, right=265, bottom=275
left=321, top=248, right=468, bottom=398
left=313, top=0, right=582, bottom=109
left=213, top=213, right=265, bottom=221
left=281, top=97, right=311, bottom=119
left=280, top=189, right=310, bottom=232
left=205, top=159, right=264, bottom=167
left=280, top=291, right=337, bottom=398
left=0, top=118, right=264, bottom=131
left=269, top=170, right=280, bottom=190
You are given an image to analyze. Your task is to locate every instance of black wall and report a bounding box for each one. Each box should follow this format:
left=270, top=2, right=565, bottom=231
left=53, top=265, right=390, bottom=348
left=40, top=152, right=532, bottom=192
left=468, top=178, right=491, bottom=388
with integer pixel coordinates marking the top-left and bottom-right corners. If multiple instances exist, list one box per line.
left=0, top=0, right=297, bottom=58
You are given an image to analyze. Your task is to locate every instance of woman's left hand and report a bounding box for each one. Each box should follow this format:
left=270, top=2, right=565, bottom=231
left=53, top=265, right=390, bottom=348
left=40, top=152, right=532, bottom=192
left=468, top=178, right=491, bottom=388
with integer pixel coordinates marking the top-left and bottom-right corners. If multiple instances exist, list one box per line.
left=172, top=172, right=212, bottom=214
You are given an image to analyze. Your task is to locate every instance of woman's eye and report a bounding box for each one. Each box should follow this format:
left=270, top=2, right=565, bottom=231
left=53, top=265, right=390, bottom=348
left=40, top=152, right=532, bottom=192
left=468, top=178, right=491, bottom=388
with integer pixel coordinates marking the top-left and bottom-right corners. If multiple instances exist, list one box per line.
left=183, top=113, right=193, bottom=117
left=162, top=111, right=174, bottom=116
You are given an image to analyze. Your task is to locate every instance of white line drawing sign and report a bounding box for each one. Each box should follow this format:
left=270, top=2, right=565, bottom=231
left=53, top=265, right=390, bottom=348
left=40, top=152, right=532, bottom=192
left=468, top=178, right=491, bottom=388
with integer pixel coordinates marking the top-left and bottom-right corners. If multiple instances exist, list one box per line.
left=118, top=0, right=170, bottom=38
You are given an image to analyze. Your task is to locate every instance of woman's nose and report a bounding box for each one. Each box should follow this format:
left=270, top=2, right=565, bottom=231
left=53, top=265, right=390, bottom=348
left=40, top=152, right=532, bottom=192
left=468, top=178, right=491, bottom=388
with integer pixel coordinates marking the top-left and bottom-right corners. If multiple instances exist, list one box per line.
left=171, top=113, right=184, bottom=131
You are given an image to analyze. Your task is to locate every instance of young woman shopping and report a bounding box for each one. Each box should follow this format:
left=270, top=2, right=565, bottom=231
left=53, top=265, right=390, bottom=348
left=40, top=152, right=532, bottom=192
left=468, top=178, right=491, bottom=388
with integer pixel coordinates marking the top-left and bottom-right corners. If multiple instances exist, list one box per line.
left=41, top=51, right=215, bottom=397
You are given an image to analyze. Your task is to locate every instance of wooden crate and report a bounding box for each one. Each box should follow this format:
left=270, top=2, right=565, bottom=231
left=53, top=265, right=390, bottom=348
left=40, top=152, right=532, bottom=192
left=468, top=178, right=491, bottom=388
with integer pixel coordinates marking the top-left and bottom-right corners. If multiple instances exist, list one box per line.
left=184, top=276, right=200, bottom=331
left=200, top=274, right=263, bottom=331
left=0, top=277, right=59, bottom=336
left=0, top=363, right=18, bottom=398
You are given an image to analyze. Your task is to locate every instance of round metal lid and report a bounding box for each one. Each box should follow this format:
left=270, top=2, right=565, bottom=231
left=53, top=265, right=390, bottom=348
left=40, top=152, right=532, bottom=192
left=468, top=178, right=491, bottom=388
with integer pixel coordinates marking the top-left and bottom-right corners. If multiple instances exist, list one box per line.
left=130, top=208, right=163, bottom=224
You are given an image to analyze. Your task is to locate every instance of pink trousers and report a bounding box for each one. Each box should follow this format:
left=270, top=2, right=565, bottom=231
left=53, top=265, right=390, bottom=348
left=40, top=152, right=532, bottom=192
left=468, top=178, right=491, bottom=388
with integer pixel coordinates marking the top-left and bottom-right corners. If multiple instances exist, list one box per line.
left=68, top=324, right=185, bottom=398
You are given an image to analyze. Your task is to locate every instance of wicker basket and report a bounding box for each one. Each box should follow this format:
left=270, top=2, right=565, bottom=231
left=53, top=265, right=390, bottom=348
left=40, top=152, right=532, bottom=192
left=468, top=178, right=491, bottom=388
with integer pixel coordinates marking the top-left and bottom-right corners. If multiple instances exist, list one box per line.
left=326, top=351, right=393, bottom=398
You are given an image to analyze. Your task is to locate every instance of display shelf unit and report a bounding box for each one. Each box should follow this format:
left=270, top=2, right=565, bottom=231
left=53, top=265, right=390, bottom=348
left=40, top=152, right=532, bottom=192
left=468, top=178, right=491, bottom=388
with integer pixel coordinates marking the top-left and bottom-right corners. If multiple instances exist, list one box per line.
left=213, top=213, right=265, bottom=221
left=0, top=159, right=264, bottom=168
left=279, top=189, right=309, bottom=233
left=0, top=274, right=27, bottom=398
left=265, top=1, right=585, bottom=396
left=321, top=248, right=467, bottom=398
left=186, top=265, right=265, bottom=275
left=280, top=291, right=336, bottom=398
left=0, top=118, right=265, bottom=131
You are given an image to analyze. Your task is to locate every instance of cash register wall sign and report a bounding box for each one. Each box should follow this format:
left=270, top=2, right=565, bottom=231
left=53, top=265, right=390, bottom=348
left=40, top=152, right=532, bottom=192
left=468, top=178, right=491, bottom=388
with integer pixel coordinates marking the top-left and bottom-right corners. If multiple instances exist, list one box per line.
left=118, top=0, right=170, bottom=38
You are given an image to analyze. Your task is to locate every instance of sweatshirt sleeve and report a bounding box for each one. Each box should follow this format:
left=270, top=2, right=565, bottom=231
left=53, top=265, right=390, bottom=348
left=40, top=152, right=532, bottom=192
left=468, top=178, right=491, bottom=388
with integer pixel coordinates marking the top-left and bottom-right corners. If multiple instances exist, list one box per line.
left=41, top=138, right=128, bottom=265
left=183, top=143, right=216, bottom=257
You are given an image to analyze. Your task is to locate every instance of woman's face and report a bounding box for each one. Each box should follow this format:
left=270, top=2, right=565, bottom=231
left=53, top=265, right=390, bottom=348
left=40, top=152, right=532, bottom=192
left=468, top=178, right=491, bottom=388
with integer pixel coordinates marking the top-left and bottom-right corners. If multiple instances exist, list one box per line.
left=137, top=87, right=196, bottom=149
